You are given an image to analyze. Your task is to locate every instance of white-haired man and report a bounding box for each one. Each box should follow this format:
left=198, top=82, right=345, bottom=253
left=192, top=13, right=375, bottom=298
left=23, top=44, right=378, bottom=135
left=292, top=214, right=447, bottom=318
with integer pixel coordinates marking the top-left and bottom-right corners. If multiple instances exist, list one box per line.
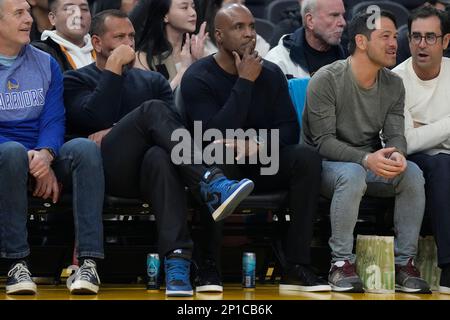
left=265, top=0, right=347, bottom=78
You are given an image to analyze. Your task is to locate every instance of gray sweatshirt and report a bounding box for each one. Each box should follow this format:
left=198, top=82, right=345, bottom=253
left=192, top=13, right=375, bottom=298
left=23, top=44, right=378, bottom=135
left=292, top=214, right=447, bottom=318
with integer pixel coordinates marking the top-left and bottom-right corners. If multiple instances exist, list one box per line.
left=302, top=58, right=406, bottom=165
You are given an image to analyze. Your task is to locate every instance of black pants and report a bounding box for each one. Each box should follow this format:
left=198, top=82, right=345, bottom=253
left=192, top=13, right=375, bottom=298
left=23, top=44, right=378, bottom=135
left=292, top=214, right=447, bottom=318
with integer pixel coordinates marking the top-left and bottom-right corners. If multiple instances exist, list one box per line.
left=101, top=100, right=221, bottom=257
left=409, top=152, right=450, bottom=267
left=195, top=144, right=322, bottom=267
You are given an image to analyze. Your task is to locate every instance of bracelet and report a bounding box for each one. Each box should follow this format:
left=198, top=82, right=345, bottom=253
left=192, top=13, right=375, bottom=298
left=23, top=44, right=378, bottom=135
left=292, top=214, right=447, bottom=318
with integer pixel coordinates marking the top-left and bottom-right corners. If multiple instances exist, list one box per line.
left=362, top=153, right=369, bottom=169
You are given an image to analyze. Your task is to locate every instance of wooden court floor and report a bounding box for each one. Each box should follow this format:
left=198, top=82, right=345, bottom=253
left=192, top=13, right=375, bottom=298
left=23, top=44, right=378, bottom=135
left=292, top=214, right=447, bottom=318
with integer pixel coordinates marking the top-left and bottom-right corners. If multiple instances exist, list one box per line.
left=1, top=283, right=450, bottom=300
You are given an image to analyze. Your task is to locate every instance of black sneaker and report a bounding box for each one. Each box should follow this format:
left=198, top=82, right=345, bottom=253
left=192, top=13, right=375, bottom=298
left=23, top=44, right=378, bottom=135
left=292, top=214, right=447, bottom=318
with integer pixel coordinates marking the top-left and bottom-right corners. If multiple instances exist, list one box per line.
left=439, top=266, right=450, bottom=294
left=395, top=258, right=431, bottom=294
left=69, top=259, right=100, bottom=294
left=6, top=261, right=37, bottom=295
left=279, top=264, right=331, bottom=292
left=328, top=260, right=364, bottom=293
left=194, top=259, right=223, bottom=293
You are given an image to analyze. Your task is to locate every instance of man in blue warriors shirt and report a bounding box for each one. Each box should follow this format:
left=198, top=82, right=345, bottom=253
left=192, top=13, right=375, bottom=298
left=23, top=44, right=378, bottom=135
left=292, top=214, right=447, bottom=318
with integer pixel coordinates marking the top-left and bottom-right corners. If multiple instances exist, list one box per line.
left=0, top=0, right=105, bottom=295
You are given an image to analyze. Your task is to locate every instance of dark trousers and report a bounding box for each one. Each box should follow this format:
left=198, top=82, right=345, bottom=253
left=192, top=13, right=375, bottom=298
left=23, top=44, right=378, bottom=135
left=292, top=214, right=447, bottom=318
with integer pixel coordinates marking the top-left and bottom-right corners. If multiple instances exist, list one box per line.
left=101, top=100, right=221, bottom=257
left=409, top=152, right=450, bottom=267
left=196, top=144, right=322, bottom=267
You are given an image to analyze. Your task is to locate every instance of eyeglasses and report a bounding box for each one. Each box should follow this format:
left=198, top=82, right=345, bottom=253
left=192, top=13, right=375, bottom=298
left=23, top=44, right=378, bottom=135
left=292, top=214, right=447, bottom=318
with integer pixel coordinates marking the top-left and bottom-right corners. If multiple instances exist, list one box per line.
left=409, top=33, right=443, bottom=45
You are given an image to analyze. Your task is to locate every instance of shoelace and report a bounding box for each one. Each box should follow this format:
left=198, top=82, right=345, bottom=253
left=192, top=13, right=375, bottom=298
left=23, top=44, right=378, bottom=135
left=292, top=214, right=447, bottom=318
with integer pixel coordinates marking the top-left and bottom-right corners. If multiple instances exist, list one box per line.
left=166, top=260, right=189, bottom=282
left=8, top=263, right=32, bottom=282
left=76, top=261, right=100, bottom=283
left=210, top=177, right=237, bottom=193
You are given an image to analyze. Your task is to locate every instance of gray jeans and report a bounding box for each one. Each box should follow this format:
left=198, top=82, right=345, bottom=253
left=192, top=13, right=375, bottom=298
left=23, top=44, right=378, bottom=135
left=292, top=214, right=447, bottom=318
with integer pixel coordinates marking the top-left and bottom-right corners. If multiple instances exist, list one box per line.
left=321, top=160, right=425, bottom=266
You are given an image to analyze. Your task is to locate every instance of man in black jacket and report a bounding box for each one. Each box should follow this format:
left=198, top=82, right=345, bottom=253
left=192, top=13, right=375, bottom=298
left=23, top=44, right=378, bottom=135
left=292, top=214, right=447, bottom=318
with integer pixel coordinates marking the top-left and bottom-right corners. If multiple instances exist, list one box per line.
left=63, top=9, right=254, bottom=297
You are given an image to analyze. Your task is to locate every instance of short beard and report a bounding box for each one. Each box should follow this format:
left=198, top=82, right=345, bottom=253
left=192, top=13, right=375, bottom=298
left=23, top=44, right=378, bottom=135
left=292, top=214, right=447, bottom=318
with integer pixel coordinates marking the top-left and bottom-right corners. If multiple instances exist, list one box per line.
left=313, top=30, right=342, bottom=46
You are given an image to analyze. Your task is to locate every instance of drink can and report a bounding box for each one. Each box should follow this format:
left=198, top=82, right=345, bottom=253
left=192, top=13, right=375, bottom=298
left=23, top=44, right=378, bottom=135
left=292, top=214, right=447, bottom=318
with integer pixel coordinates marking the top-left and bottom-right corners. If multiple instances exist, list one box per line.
left=146, top=253, right=160, bottom=290
left=242, top=252, right=256, bottom=288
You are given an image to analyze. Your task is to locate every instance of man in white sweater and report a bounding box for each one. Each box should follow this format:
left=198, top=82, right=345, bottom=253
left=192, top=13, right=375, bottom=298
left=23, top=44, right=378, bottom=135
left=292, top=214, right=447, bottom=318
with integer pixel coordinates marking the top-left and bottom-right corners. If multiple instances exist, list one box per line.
left=32, top=0, right=95, bottom=71
left=393, top=5, right=450, bottom=295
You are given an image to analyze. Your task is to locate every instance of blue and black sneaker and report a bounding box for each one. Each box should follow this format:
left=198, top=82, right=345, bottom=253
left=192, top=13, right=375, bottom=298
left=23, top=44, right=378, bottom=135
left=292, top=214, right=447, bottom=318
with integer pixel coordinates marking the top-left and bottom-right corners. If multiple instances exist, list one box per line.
left=6, top=261, right=37, bottom=295
left=165, top=250, right=194, bottom=297
left=69, top=259, right=100, bottom=294
left=200, top=174, right=254, bottom=222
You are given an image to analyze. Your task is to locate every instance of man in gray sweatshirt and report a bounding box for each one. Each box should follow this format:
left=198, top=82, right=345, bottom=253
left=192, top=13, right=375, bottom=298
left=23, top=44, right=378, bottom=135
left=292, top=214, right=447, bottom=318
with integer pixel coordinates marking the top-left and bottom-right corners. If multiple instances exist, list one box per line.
left=302, top=10, right=430, bottom=294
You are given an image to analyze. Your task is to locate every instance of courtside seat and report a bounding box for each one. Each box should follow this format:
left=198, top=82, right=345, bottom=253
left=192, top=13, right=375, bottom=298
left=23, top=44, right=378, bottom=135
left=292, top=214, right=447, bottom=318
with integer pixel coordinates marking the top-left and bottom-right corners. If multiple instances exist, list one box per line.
left=103, top=195, right=151, bottom=216
left=27, top=194, right=150, bottom=216
left=28, top=194, right=72, bottom=215
left=28, top=190, right=289, bottom=217
left=238, top=191, right=288, bottom=211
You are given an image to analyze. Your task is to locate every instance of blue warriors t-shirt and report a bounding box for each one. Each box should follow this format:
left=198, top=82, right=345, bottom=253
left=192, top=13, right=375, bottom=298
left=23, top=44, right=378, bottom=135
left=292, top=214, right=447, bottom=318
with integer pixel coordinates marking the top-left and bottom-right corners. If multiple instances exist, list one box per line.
left=0, top=45, right=65, bottom=155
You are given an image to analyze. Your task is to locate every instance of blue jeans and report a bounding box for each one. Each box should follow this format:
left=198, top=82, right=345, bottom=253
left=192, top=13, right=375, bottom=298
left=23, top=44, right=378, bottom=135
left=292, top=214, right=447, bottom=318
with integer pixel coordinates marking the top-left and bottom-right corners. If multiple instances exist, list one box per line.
left=321, top=160, right=425, bottom=266
left=0, top=138, right=104, bottom=260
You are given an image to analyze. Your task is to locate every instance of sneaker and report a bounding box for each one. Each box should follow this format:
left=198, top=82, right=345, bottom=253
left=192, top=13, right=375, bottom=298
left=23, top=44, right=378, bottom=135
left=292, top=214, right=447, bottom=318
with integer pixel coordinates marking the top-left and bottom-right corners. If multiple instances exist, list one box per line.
left=69, top=259, right=100, bottom=294
left=279, top=264, right=331, bottom=292
left=165, top=251, right=194, bottom=297
left=439, top=266, right=450, bottom=294
left=328, top=260, right=364, bottom=293
left=395, top=258, right=431, bottom=294
left=6, top=261, right=37, bottom=295
left=194, top=259, right=223, bottom=293
left=200, top=175, right=254, bottom=221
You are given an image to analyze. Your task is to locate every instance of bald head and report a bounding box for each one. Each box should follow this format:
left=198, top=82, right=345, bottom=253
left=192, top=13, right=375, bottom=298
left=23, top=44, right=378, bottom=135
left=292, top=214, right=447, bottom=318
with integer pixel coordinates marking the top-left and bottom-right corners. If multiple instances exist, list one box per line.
left=214, top=3, right=253, bottom=30
left=213, top=3, right=256, bottom=57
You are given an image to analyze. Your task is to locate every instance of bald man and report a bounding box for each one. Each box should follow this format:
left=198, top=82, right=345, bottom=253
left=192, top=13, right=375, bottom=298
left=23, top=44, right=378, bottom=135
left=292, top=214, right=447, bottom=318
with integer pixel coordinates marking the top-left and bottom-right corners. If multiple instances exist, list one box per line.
left=182, top=4, right=330, bottom=293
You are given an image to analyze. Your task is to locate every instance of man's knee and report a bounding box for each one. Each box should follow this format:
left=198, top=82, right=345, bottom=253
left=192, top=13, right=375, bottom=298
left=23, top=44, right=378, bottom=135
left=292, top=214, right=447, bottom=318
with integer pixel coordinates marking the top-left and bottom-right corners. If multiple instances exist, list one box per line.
left=424, top=154, right=450, bottom=175
left=397, top=161, right=425, bottom=190
left=326, top=162, right=367, bottom=195
left=143, top=146, right=172, bottom=167
left=0, top=141, right=28, bottom=168
left=139, top=100, right=172, bottom=117
left=61, top=138, right=102, bottom=164
left=289, top=145, right=322, bottom=175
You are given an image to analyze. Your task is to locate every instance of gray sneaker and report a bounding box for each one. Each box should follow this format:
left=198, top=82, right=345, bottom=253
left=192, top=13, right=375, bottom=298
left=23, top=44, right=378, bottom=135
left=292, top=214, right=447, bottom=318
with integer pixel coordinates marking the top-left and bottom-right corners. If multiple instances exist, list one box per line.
left=395, top=258, right=431, bottom=294
left=6, top=261, right=37, bottom=295
left=69, top=259, right=100, bottom=295
left=328, top=260, right=364, bottom=293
